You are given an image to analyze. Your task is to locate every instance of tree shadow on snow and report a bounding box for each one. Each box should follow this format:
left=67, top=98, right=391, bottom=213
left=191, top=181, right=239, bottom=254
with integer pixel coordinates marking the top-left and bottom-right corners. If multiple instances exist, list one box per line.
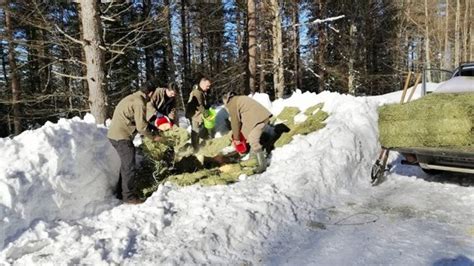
left=433, top=255, right=473, bottom=266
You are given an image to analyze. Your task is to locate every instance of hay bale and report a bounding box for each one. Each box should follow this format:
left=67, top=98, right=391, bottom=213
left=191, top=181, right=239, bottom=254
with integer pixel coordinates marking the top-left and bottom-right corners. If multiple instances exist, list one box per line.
left=142, top=126, right=190, bottom=162
left=304, top=103, right=324, bottom=116
left=272, top=107, right=301, bottom=124
left=197, top=132, right=232, bottom=157
left=167, top=169, right=221, bottom=186
left=378, top=93, right=474, bottom=150
left=162, top=127, right=190, bottom=151
left=219, top=164, right=241, bottom=173
left=275, top=104, right=328, bottom=147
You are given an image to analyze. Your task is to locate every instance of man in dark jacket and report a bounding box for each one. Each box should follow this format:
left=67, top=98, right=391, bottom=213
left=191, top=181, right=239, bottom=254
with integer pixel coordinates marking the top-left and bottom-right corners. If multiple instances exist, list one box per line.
left=223, top=92, right=272, bottom=173
left=146, top=82, right=177, bottom=130
left=107, top=80, right=161, bottom=204
left=185, top=77, right=212, bottom=152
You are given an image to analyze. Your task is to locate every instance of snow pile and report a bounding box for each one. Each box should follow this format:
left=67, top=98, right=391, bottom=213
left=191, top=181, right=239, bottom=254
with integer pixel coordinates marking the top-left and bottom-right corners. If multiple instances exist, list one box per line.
left=249, top=92, right=272, bottom=111
left=267, top=91, right=379, bottom=204
left=434, top=76, right=474, bottom=93
left=0, top=114, right=119, bottom=248
left=1, top=90, right=472, bottom=265
left=369, top=82, right=440, bottom=103
left=0, top=91, right=383, bottom=264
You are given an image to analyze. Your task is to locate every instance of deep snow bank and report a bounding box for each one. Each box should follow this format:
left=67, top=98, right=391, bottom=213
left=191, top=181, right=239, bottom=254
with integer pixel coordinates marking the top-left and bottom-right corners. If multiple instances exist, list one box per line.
left=1, top=91, right=387, bottom=264
left=0, top=115, right=119, bottom=248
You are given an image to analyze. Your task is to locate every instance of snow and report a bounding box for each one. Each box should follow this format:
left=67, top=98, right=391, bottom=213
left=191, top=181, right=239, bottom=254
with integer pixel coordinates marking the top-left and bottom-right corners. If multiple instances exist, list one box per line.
left=1, top=89, right=473, bottom=265
left=0, top=114, right=120, bottom=250
left=368, top=82, right=440, bottom=104
left=434, top=76, right=474, bottom=93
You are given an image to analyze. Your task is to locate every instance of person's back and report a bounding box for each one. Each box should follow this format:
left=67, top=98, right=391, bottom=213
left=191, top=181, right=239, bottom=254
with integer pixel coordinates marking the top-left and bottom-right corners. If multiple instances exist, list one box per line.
left=107, top=80, right=159, bottom=204
left=224, top=93, right=272, bottom=174
left=185, top=84, right=207, bottom=121
left=227, top=95, right=272, bottom=140
left=108, top=90, right=151, bottom=141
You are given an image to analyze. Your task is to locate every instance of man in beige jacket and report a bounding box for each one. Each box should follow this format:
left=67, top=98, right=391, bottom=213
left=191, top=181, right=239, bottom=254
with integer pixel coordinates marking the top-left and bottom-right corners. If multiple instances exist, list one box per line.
left=223, top=92, right=272, bottom=173
left=146, top=82, right=177, bottom=131
left=108, top=80, right=161, bottom=204
left=185, top=77, right=212, bottom=152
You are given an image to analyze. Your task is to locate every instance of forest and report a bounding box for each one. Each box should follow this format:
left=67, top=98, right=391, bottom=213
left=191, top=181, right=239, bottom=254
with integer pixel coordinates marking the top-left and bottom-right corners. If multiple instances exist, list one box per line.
left=0, top=0, right=472, bottom=137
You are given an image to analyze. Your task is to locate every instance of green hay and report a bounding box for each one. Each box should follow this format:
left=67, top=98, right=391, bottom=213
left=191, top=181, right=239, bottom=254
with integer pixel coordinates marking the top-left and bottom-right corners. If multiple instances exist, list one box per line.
left=167, top=168, right=220, bottom=186
left=304, top=103, right=324, bottom=116
left=166, top=161, right=255, bottom=187
left=378, top=93, right=474, bottom=150
left=142, top=127, right=190, bottom=162
left=272, top=107, right=301, bottom=124
left=139, top=104, right=328, bottom=193
left=162, top=127, right=190, bottom=152
left=196, top=132, right=232, bottom=157
left=275, top=104, right=329, bottom=147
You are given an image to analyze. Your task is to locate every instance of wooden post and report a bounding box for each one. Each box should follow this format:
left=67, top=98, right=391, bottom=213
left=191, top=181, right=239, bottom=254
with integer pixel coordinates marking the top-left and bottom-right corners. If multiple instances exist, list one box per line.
left=407, top=73, right=422, bottom=103
left=400, top=71, right=412, bottom=104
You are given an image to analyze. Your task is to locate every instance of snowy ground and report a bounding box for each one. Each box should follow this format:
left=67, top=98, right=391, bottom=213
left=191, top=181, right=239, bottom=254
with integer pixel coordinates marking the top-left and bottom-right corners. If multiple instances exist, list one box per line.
left=0, top=89, right=473, bottom=265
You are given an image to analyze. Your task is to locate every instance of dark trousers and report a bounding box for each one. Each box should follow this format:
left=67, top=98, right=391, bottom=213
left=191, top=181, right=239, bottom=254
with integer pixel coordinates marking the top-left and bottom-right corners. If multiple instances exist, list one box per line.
left=191, top=120, right=205, bottom=151
left=190, top=119, right=215, bottom=151
left=109, top=138, right=136, bottom=200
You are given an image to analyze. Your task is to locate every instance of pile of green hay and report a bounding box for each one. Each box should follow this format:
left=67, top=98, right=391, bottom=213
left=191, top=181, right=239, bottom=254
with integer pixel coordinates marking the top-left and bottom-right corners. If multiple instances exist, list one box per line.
left=167, top=163, right=255, bottom=187
left=139, top=104, right=329, bottom=193
left=142, top=127, right=190, bottom=161
left=378, top=93, right=474, bottom=150
left=196, top=132, right=232, bottom=157
left=275, top=104, right=328, bottom=147
left=138, top=127, right=250, bottom=193
left=272, top=107, right=300, bottom=124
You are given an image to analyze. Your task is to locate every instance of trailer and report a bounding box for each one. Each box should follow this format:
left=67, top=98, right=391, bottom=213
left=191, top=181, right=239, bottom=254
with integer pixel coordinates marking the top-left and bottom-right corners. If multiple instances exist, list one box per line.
left=371, top=62, right=474, bottom=185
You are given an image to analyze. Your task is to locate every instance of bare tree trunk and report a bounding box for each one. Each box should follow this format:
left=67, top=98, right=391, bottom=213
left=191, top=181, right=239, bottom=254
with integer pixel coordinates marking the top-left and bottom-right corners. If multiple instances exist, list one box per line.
left=180, top=0, right=190, bottom=90
left=77, top=7, right=87, bottom=103
left=186, top=8, right=192, bottom=79
left=164, top=0, right=176, bottom=82
left=454, top=0, right=460, bottom=67
left=80, top=0, right=107, bottom=124
left=1, top=41, right=8, bottom=85
left=248, top=0, right=257, bottom=93
left=406, top=0, right=411, bottom=72
left=143, top=0, right=155, bottom=80
left=259, top=43, right=266, bottom=93
left=5, top=1, right=21, bottom=135
left=348, top=24, right=356, bottom=95
left=292, top=2, right=300, bottom=91
left=317, top=0, right=326, bottom=92
left=237, top=2, right=243, bottom=57
left=462, top=0, right=469, bottom=62
left=424, top=0, right=432, bottom=80
left=443, top=0, right=450, bottom=69
left=199, top=18, right=205, bottom=67
left=60, top=8, right=73, bottom=112
left=271, top=0, right=284, bottom=98
left=471, top=2, right=474, bottom=61
left=257, top=0, right=266, bottom=93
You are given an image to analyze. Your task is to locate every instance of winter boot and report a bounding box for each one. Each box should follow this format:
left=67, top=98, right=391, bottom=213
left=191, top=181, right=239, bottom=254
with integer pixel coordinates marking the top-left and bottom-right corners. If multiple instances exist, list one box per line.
left=254, top=150, right=267, bottom=174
